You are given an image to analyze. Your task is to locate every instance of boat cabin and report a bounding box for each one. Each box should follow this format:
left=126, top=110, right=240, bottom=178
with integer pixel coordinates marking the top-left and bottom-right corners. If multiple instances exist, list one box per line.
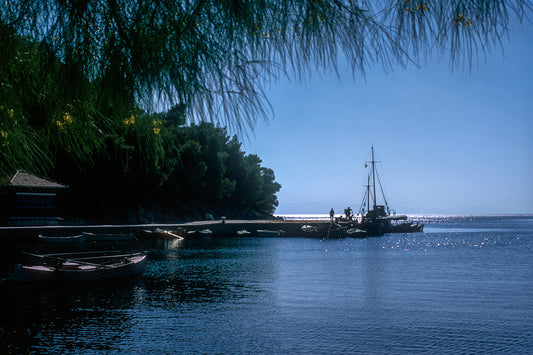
left=366, top=205, right=387, bottom=219
left=0, top=171, right=69, bottom=225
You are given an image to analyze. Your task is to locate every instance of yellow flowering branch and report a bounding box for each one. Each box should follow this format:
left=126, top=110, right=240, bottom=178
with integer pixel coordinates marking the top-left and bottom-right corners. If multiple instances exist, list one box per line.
left=55, top=111, right=74, bottom=129
left=152, top=119, right=162, bottom=134
left=123, top=115, right=136, bottom=126
left=0, top=130, right=9, bottom=147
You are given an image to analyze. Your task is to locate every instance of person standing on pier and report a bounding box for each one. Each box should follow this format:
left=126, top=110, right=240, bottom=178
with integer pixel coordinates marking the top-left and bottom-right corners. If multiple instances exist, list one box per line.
left=330, top=208, right=335, bottom=222
left=345, top=207, right=353, bottom=221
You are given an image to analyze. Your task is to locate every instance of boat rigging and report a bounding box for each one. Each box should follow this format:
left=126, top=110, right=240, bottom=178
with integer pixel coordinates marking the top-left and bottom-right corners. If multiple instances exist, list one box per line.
left=355, top=145, right=423, bottom=235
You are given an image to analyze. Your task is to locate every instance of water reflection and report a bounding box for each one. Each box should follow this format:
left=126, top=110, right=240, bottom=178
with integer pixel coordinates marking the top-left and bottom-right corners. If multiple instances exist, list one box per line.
left=362, top=237, right=384, bottom=307
left=1, top=217, right=532, bottom=353
left=142, top=237, right=277, bottom=306
left=1, top=280, right=142, bottom=353
left=143, top=238, right=184, bottom=252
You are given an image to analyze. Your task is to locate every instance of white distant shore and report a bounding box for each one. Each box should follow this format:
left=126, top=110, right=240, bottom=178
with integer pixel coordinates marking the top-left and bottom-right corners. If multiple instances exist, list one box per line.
left=275, top=213, right=533, bottom=220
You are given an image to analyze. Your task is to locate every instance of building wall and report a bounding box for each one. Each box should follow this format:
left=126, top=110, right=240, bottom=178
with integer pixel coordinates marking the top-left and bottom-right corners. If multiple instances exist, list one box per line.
left=0, top=186, right=69, bottom=224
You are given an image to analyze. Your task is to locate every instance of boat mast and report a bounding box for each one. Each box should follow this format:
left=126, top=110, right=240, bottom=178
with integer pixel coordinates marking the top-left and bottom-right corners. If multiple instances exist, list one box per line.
left=371, top=145, right=377, bottom=211
left=366, top=170, right=371, bottom=214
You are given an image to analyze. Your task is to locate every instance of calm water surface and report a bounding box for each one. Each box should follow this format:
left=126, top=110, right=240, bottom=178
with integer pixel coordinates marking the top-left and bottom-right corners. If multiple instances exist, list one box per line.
left=1, top=216, right=532, bottom=354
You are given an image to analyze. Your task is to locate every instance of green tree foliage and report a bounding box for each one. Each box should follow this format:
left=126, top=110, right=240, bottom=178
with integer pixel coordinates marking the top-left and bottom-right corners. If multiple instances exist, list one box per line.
left=156, top=121, right=281, bottom=215
left=1, top=1, right=530, bottom=217
left=73, top=117, right=281, bottom=217
left=0, top=28, right=281, bottom=216
left=66, top=115, right=282, bottom=217
left=0, top=21, right=104, bottom=177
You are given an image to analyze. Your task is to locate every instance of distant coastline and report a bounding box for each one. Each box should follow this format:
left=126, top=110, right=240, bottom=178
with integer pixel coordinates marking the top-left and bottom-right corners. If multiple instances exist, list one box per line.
left=276, top=213, right=533, bottom=221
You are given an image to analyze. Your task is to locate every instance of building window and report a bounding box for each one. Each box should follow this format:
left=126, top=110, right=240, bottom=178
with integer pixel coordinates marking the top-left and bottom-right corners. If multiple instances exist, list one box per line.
left=16, top=193, right=56, bottom=209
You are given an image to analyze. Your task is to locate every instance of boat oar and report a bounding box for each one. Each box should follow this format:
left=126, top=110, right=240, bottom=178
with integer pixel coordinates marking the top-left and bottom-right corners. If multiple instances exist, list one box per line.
left=62, top=252, right=142, bottom=261
left=22, top=251, right=114, bottom=269
left=41, top=250, right=126, bottom=257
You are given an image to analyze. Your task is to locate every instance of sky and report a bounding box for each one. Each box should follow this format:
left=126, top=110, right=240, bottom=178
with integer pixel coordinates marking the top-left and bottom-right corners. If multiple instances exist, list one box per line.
left=240, top=17, right=533, bottom=216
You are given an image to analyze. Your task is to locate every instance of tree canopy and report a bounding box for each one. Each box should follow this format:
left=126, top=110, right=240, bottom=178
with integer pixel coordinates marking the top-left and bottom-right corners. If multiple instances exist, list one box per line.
left=2, top=0, right=530, bottom=130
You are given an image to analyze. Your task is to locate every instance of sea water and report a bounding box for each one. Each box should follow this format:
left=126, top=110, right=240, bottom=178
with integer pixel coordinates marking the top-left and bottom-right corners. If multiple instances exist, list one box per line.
left=1, top=215, right=532, bottom=354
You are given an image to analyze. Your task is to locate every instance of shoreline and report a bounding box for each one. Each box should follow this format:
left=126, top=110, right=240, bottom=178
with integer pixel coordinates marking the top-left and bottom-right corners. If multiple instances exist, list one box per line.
left=1, top=214, right=529, bottom=242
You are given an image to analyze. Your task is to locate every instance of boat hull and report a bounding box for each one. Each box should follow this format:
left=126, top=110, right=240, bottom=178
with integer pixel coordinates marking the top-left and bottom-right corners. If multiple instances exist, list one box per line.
left=299, top=223, right=345, bottom=238
left=256, top=229, right=286, bottom=237
left=137, top=229, right=184, bottom=240
left=82, top=232, right=136, bottom=241
left=11, top=255, right=146, bottom=283
left=38, top=234, right=86, bottom=243
left=384, top=222, right=424, bottom=233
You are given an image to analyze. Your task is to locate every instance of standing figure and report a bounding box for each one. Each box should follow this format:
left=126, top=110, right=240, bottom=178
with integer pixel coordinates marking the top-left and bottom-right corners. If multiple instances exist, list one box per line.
left=345, top=207, right=353, bottom=221
left=330, top=208, right=335, bottom=222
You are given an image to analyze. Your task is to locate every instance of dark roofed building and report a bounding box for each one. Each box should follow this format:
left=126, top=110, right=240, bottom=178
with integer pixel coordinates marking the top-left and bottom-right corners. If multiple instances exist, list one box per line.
left=8, top=171, right=67, bottom=189
left=0, top=171, right=69, bottom=225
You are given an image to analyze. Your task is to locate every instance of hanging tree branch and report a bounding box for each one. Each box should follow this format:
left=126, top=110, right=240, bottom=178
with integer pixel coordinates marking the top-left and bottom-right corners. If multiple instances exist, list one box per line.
left=1, top=0, right=531, bottom=130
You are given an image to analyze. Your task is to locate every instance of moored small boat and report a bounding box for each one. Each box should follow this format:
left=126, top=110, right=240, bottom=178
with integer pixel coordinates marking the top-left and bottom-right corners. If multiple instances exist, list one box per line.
left=38, top=234, right=87, bottom=243
left=82, top=232, right=137, bottom=241
left=256, top=229, right=286, bottom=237
left=186, top=229, right=213, bottom=238
left=385, top=221, right=424, bottom=233
left=346, top=228, right=367, bottom=238
left=300, top=223, right=343, bottom=238
left=236, top=229, right=252, bottom=236
left=8, top=252, right=146, bottom=283
left=137, top=228, right=185, bottom=240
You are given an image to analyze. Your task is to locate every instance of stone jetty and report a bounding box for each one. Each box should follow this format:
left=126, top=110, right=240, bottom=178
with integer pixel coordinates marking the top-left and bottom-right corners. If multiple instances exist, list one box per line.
left=0, top=219, right=331, bottom=241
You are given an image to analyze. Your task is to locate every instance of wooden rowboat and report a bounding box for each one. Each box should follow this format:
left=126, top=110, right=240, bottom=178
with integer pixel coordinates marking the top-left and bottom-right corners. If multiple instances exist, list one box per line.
left=256, top=229, right=286, bottom=237
left=38, top=234, right=87, bottom=243
left=137, top=228, right=184, bottom=240
left=9, top=252, right=146, bottom=283
left=82, top=232, right=137, bottom=241
left=186, top=229, right=213, bottom=238
left=346, top=228, right=367, bottom=238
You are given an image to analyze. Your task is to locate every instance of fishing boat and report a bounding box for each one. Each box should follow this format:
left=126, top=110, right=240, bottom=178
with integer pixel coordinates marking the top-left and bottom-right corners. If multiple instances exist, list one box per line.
left=8, top=251, right=146, bottom=283
left=38, top=234, right=87, bottom=243
left=354, top=145, right=424, bottom=236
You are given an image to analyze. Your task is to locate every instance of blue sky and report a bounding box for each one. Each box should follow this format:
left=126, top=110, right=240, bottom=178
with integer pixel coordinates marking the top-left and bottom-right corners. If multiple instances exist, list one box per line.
left=241, top=18, right=533, bottom=215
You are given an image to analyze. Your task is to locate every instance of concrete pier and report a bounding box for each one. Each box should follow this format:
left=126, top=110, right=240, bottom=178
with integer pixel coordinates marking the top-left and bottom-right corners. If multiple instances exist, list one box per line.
left=0, top=219, right=329, bottom=241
